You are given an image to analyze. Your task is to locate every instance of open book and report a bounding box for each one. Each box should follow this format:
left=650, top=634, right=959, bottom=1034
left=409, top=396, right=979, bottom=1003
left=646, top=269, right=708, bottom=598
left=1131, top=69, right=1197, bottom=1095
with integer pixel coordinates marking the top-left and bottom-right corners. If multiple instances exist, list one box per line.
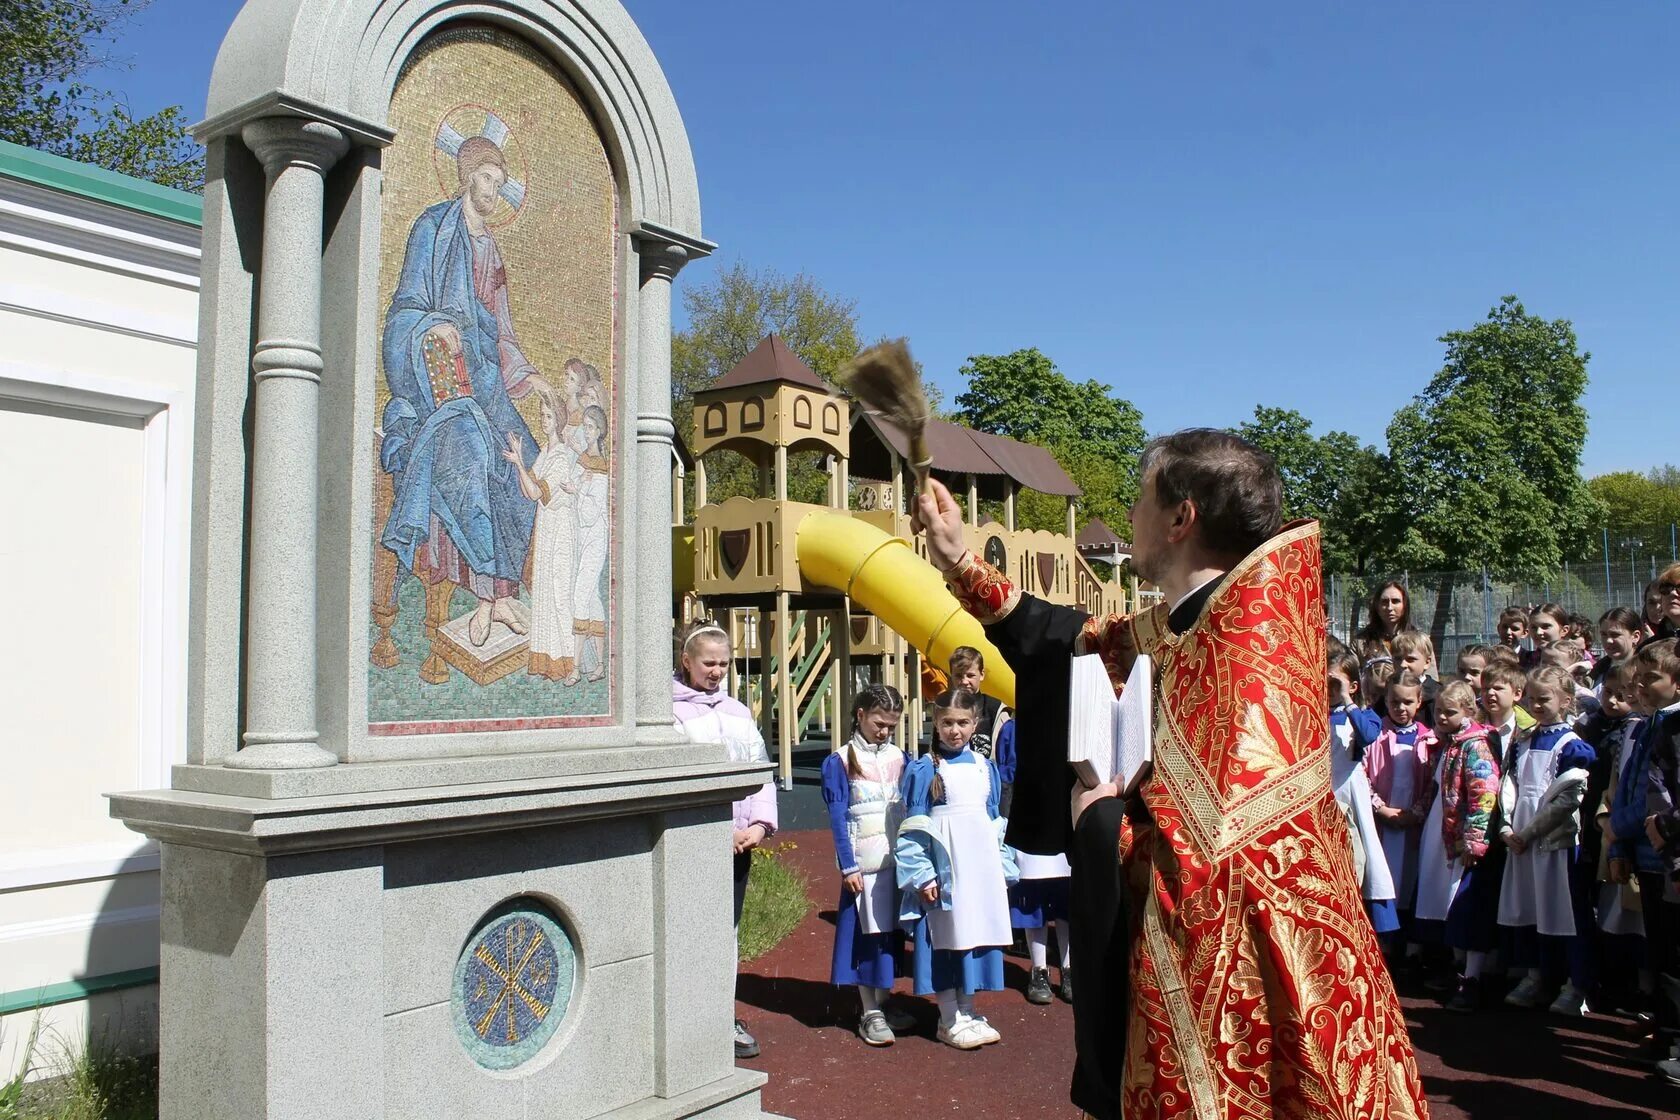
left=1067, top=653, right=1153, bottom=795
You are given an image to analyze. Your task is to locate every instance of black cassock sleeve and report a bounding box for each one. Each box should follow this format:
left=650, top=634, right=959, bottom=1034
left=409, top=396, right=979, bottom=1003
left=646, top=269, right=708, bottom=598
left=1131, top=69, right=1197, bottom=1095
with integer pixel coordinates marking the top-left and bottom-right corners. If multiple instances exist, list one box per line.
left=986, top=594, right=1129, bottom=1120
left=1069, top=797, right=1130, bottom=1120
left=983, top=593, right=1090, bottom=857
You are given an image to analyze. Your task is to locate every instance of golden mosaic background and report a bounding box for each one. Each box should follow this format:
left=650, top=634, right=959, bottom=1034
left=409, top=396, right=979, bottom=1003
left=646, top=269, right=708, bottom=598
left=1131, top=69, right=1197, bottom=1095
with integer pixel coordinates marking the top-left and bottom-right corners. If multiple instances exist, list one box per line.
left=379, top=24, right=617, bottom=424
left=369, top=24, right=618, bottom=731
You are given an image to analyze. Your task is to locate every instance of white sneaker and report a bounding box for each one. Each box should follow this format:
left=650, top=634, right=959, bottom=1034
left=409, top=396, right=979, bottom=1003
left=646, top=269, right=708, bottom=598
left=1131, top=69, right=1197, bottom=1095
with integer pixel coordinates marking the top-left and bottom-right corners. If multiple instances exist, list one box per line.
left=936, top=1019, right=989, bottom=1050
left=1548, top=983, right=1588, bottom=1016
left=966, top=1016, right=1001, bottom=1046
left=1504, top=975, right=1547, bottom=1009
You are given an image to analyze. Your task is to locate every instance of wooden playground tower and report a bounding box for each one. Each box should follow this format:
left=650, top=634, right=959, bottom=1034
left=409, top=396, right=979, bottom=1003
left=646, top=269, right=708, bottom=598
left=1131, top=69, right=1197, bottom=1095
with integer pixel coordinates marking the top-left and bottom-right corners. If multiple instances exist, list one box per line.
left=676, top=335, right=1131, bottom=787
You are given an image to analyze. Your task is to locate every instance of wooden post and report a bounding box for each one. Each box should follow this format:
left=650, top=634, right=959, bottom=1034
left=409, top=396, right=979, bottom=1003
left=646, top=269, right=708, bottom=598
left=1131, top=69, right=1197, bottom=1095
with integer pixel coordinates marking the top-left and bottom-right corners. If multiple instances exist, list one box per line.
left=889, top=448, right=904, bottom=515
left=967, top=474, right=979, bottom=526
left=776, top=590, right=793, bottom=790
left=757, top=605, right=773, bottom=752
left=672, top=458, right=685, bottom=525
left=694, top=456, right=708, bottom=509
left=838, top=455, right=849, bottom=511
left=830, top=607, right=850, bottom=753
left=774, top=445, right=788, bottom=502
left=1066, top=498, right=1076, bottom=538
left=1004, top=482, right=1016, bottom=532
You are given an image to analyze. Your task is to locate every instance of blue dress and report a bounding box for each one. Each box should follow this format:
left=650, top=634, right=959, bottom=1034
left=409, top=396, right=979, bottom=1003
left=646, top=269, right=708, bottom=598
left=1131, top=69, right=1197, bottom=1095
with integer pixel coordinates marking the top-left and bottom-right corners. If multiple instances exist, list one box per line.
left=898, top=748, right=1009, bottom=996
left=821, top=747, right=905, bottom=988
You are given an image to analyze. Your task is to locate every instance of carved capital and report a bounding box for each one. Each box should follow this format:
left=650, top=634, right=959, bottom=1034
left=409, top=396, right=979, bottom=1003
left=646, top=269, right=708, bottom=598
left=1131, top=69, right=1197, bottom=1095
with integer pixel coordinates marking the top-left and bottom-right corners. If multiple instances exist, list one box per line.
left=632, top=220, right=715, bottom=284
left=242, top=116, right=350, bottom=179
left=636, top=412, right=676, bottom=446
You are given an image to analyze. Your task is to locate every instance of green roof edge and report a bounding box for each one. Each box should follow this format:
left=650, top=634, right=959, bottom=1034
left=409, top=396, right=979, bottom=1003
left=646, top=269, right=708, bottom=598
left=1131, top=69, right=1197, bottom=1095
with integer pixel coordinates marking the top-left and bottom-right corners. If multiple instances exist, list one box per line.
left=0, top=139, right=202, bottom=227
left=0, top=966, right=160, bottom=1016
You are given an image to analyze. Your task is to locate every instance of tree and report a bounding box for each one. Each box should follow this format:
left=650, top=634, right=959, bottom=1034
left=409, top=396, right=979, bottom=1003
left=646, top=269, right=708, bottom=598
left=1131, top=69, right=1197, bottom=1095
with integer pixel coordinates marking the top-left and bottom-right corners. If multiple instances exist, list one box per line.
left=1235, top=405, right=1390, bottom=576
left=1384, top=296, right=1600, bottom=641
left=1589, top=468, right=1680, bottom=536
left=671, top=261, right=863, bottom=505
left=1, top=0, right=202, bottom=190
left=952, top=348, right=1146, bottom=533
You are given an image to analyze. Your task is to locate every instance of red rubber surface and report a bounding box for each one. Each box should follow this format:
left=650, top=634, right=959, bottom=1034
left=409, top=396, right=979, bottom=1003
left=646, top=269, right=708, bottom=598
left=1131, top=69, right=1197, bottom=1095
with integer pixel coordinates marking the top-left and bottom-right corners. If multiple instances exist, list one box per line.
left=736, top=831, right=1680, bottom=1119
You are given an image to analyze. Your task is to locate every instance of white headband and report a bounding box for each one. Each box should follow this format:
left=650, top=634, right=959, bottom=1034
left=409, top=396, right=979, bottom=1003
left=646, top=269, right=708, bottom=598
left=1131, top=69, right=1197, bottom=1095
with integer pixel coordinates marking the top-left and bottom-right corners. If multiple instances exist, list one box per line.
left=682, top=625, right=728, bottom=651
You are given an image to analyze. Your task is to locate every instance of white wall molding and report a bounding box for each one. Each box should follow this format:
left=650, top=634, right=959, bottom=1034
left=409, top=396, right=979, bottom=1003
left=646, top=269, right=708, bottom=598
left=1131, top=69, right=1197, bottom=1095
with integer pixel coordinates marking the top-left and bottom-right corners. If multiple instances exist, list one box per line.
left=0, top=843, right=161, bottom=893
left=0, top=903, right=160, bottom=944
left=0, top=178, right=200, bottom=289
left=0, top=362, right=192, bottom=883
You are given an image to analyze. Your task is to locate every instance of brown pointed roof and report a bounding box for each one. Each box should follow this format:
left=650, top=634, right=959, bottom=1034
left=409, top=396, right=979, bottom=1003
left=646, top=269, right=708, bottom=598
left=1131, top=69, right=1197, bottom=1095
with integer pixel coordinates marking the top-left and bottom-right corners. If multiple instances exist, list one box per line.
left=854, top=412, right=1083, bottom=499
left=710, top=333, right=832, bottom=393
left=1077, top=517, right=1129, bottom=550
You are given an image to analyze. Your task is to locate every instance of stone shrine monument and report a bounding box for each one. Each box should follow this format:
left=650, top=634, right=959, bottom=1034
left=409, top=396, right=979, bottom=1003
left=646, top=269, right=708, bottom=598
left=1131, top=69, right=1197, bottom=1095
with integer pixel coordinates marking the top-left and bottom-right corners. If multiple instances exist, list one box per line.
left=109, top=1, right=778, bottom=1117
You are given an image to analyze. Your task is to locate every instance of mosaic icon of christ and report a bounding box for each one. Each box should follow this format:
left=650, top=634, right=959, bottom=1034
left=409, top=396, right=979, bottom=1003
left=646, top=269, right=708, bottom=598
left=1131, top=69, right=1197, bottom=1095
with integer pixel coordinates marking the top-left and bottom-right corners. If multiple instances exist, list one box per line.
left=378, top=113, right=544, bottom=649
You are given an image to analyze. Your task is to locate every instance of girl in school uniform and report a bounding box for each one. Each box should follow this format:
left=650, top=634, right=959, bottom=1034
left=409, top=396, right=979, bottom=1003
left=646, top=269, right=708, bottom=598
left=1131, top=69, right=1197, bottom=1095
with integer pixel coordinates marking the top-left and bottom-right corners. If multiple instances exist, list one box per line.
left=999, top=717, right=1073, bottom=1005
left=1365, top=670, right=1438, bottom=965
left=821, top=683, right=917, bottom=1046
left=671, top=621, right=777, bottom=1059
left=1412, top=680, right=1500, bottom=989
left=1328, top=646, right=1399, bottom=935
left=897, top=688, right=1016, bottom=1050
left=1497, top=665, right=1598, bottom=1015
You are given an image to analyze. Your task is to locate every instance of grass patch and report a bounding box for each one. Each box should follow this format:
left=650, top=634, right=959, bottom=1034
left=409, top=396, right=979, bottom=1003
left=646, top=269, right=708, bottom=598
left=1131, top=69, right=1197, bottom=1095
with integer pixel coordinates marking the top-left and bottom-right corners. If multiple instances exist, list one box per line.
left=1, top=1021, right=157, bottom=1120
left=737, top=840, right=813, bottom=963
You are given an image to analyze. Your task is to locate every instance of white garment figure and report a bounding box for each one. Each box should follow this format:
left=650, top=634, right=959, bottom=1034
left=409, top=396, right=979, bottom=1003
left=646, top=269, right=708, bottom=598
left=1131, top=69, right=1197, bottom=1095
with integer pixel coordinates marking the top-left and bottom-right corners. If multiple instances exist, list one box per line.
left=1498, top=734, right=1579, bottom=937
left=527, top=442, right=579, bottom=678
left=1413, top=760, right=1465, bottom=923
left=926, top=759, right=1012, bottom=952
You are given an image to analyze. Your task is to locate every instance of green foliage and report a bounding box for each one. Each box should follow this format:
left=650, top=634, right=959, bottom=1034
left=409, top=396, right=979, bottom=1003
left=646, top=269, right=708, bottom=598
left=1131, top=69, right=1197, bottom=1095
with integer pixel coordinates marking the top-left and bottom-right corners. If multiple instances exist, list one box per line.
left=1589, top=467, right=1680, bottom=534
left=1385, top=296, right=1598, bottom=581
left=952, top=348, right=1146, bottom=533
left=1235, top=406, right=1389, bottom=575
left=0, top=0, right=202, bottom=190
left=672, top=261, right=863, bottom=507
left=0, top=1020, right=156, bottom=1120
left=736, top=841, right=812, bottom=963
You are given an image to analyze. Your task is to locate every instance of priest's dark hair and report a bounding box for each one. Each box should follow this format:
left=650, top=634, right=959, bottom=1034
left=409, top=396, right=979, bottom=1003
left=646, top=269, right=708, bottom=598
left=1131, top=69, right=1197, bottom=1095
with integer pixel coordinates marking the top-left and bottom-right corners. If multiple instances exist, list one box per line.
left=1138, top=428, right=1282, bottom=558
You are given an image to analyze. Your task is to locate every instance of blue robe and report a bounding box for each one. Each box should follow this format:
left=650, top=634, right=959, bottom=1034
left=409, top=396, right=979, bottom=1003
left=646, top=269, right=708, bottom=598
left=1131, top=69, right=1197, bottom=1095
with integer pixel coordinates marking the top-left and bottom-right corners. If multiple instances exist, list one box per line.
left=379, top=197, right=537, bottom=584
left=821, top=750, right=905, bottom=988
left=896, top=748, right=1012, bottom=996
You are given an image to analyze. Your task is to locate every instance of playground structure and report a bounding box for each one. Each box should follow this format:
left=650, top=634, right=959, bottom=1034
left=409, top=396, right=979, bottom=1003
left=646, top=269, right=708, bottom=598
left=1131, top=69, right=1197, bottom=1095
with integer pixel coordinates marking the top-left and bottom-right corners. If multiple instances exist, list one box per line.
left=673, top=335, right=1133, bottom=786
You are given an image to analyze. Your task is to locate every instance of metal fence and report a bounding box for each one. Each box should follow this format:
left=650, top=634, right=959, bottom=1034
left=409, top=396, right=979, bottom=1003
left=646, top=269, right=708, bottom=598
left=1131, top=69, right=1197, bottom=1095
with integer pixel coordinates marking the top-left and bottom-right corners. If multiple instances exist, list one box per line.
left=1328, top=557, right=1673, bottom=668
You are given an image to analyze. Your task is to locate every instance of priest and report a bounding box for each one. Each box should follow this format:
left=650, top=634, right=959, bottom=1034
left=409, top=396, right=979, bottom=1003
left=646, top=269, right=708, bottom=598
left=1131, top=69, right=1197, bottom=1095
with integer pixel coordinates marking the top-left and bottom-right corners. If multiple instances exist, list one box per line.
left=914, top=428, right=1428, bottom=1120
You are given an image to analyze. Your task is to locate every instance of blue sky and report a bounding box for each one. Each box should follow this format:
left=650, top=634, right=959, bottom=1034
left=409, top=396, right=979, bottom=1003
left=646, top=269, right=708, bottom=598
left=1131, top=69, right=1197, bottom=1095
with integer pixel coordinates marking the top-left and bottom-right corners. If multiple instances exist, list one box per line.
left=112, top=0, right=1677, bottom=475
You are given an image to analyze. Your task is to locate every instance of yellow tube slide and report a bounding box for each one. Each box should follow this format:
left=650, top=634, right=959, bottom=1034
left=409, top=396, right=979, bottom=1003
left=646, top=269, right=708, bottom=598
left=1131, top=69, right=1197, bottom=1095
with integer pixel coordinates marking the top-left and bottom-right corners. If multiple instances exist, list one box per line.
left=794, top=512, right=1015, bottom=706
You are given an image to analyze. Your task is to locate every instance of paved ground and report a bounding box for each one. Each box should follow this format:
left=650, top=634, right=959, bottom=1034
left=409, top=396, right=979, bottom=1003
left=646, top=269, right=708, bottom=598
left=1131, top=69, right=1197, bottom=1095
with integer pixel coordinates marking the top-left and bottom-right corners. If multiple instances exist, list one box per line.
left=737, top=830, right=1680, bottom=1120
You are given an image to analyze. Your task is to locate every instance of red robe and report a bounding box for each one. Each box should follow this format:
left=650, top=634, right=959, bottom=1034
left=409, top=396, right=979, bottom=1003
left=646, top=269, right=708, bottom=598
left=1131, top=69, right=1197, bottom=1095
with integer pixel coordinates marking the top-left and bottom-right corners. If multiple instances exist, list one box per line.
left=947, top=522, right=1429, bottom=1120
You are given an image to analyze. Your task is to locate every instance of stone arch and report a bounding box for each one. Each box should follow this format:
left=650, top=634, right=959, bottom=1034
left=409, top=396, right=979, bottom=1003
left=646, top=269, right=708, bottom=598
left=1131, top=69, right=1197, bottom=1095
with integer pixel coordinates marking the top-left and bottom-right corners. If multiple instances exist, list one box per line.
left=201, top=0, right=701, bottom=236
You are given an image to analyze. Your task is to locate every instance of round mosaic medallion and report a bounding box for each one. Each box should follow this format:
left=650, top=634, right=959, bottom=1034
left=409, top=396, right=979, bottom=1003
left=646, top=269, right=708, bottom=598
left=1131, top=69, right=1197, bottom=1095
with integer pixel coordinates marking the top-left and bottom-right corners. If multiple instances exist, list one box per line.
left=451, top=899, right=576, bottom=1069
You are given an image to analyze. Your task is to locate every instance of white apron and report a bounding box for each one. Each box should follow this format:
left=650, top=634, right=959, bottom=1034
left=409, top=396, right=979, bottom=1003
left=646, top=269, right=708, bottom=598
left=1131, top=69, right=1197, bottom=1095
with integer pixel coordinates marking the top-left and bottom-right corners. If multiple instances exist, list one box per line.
left=1498, top=738, right=1576, bottom=936
left=1331, top=723, right=1395, bottom=903
left=1380, top=740, right=1418, bottom=906
left=1413, top=772, right=1464, bottom=922
left=926, top=759, right=1012, bottom=952
left=1016, top=851, right=1072, bottom=879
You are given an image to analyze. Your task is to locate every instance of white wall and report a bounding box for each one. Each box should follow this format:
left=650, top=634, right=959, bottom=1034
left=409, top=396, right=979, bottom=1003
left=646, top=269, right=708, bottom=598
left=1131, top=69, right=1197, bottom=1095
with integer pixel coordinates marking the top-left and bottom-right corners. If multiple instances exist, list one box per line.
left=0, top=164, right=197, bottom=1078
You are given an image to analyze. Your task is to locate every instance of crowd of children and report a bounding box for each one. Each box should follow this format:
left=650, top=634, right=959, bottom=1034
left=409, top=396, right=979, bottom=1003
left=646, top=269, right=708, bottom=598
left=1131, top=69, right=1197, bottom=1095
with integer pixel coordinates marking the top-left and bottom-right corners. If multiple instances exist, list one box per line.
left=1324, top=568, right=1680, bottom=1091
left=672, top=561, right=1680, bottom=1074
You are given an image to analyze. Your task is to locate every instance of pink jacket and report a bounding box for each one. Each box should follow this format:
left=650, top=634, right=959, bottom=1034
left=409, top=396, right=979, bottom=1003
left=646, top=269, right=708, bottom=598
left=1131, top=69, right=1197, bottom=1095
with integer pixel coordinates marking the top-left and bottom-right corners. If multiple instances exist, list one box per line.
left=672, top=677, right=778, bottom=836
left=1364, top=722, right=1437, bottom=818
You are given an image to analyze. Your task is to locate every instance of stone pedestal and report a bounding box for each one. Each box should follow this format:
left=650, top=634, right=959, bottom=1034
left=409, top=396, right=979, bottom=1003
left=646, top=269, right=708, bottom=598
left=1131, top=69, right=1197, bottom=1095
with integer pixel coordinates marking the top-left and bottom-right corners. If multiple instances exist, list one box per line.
left=115, top=762, right=775, bottom=1120
left=107, top=0, right=772, bottom=1116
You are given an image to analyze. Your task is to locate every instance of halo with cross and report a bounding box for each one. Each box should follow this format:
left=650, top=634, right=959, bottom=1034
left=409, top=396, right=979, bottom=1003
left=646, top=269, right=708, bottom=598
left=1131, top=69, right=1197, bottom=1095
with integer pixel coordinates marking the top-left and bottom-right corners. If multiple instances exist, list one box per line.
left=432, top=103, right=532, bottom=230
